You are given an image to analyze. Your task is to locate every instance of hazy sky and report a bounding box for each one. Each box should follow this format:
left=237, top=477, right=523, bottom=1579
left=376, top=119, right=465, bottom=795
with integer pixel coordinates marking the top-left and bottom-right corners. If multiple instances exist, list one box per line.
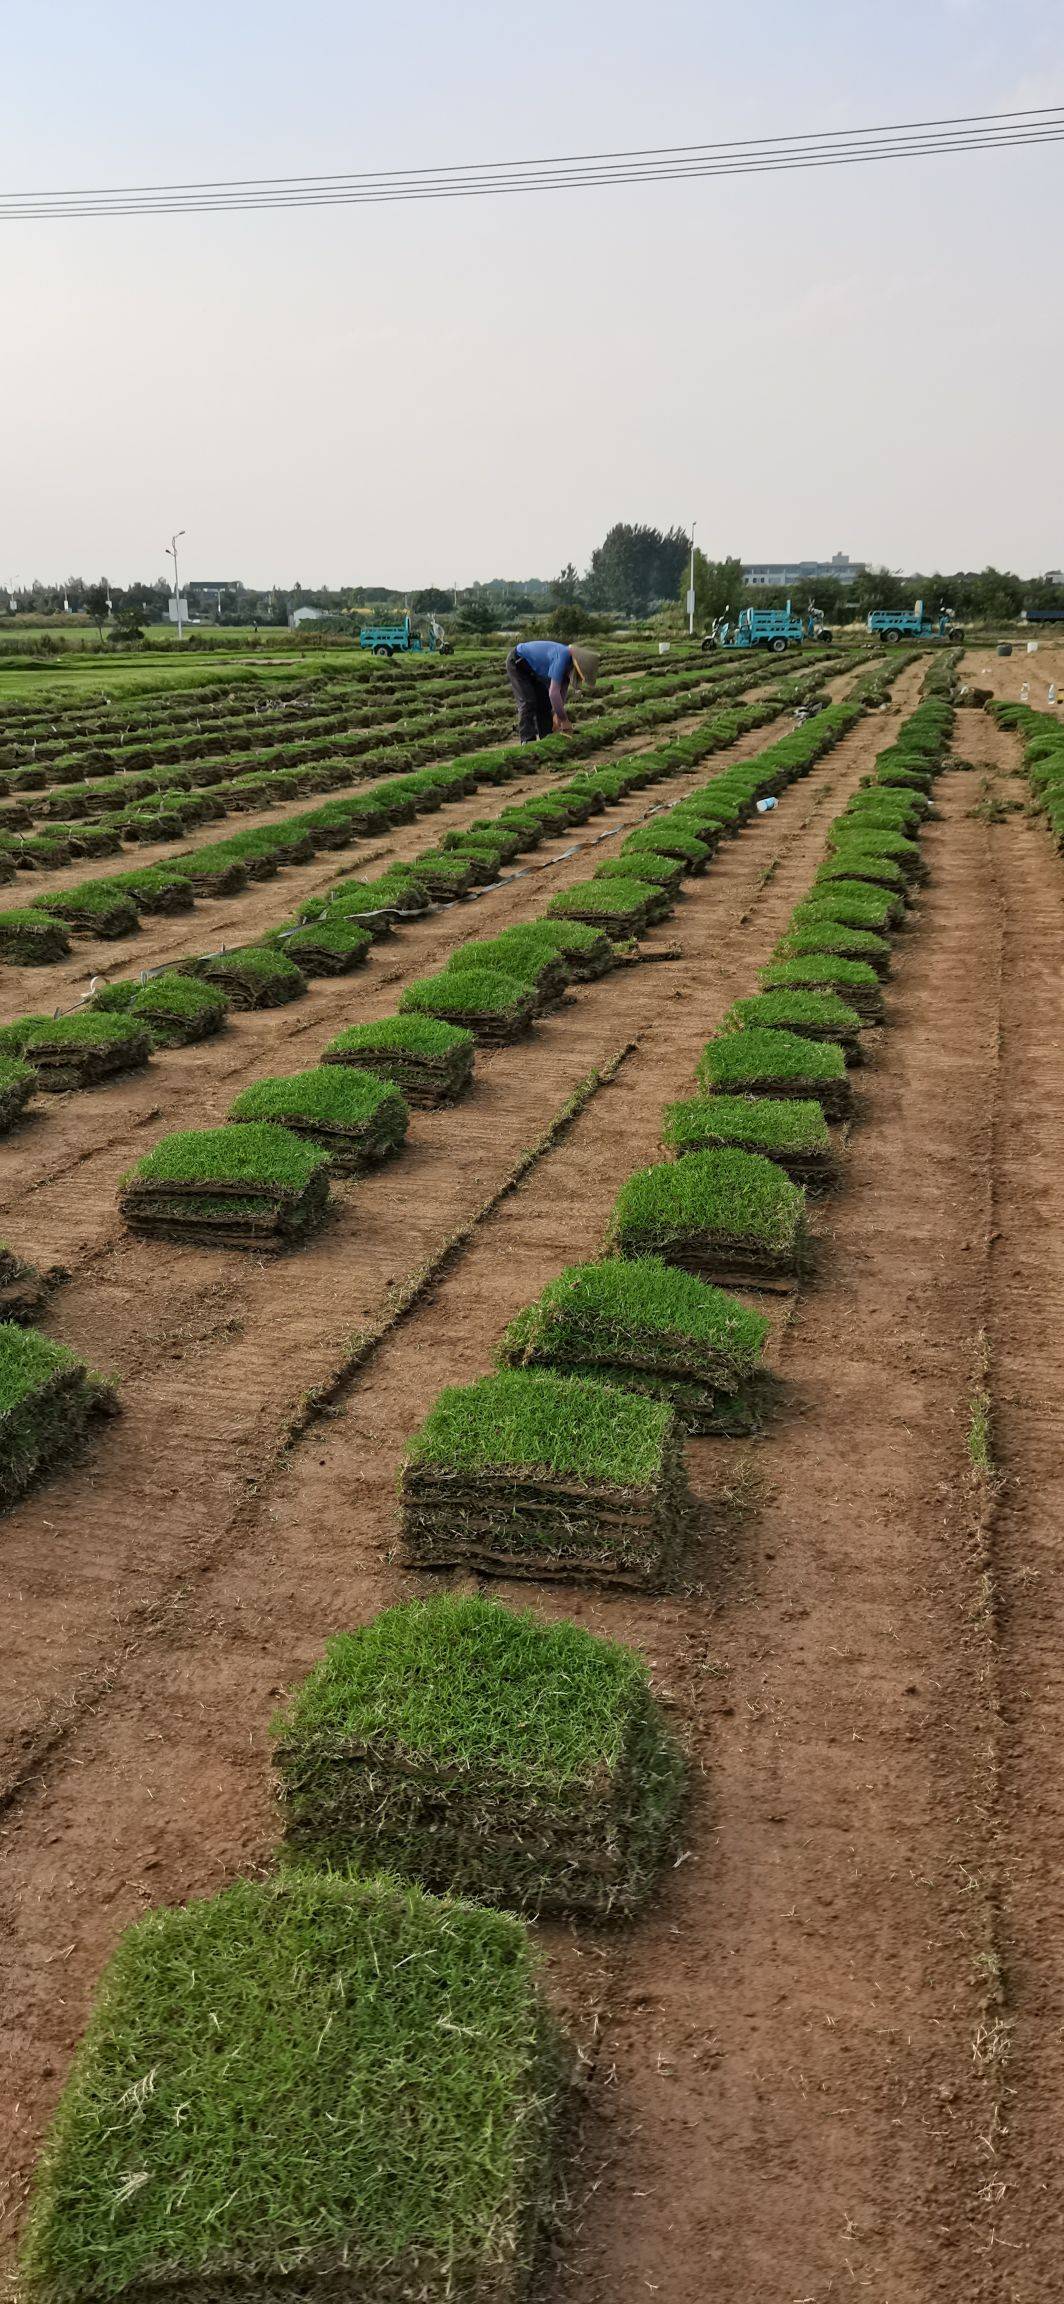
left=1, top=0, right=1060, bottom=587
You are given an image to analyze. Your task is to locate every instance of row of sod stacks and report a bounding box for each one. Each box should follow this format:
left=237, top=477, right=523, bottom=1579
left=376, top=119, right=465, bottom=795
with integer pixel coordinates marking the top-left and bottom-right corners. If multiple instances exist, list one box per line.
left=498, top=1257, right=769, bottom=1434
left=118, top=1124, right=333, bottom=1247
left=0, top=1323, right=117, bottom=1509
left=400, top=1369, right=693, bottom=1587
left=990, top=698, right=1064, bottom=847
left=274, top=1594, right=685, bottom=1916
left=15, top=656, right=880, bottom=2304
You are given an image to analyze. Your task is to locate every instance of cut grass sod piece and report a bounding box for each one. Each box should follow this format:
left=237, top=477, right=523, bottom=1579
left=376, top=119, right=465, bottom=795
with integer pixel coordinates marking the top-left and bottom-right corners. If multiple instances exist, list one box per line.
left=401, top=966, right=537, bottom=1047
left=698, top=1025, right=852, bottom=1120
left=322, top=1015, right=474, bottom=1108
left=0, top=1055, right=36, bottom=1132
left=587, top=869, right=674, bottom=922
left=815, top=850, right=910, bottom=899
left=36, top=885, right=140, bottom=940
left=277, top=917, right=373, bottom=976
left=230, top=1067, right=408, bottom=1173
left=499, top=1255, right=769, bottom=1435
left=533, top=919, right=617, bottom=980
left=776, top=920, right=893, bottom=977
left=0, top=910, right=72, bottom=965
left=546, top=878, right=653, bottom=936
left=401, top=1369, right=691, bottom=1588
left=721, top=988, right=865, bottom=1062
left=0, top=1323, right=116, bottom=1510
left=21, top=1871, right=568, bottom=2304
left=274, top=1594, right=685, bottom=1915
left=446, top=929, right=571, bottom=1010
left=187, top=944, right=306, bottom=1010
left=93, top=973, right=228, bottom=1049
left=608, top=1147, right=809, bottom=1291
left=791, top=884, right=901, bottom=937
left=760, top=953, right=884, bottom=1023
left=597, top=851, right=686, bottom=894
left=119, top=1124, right=331, bottom=1249
left=20, top=1013, right=152, bottom=1093
left=663, top=1091, right=837, bottom=1190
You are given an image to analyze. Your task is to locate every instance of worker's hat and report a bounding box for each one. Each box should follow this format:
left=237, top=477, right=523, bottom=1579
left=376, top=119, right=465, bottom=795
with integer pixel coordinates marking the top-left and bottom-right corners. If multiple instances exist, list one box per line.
left=570, top=644, right=600, bottom=689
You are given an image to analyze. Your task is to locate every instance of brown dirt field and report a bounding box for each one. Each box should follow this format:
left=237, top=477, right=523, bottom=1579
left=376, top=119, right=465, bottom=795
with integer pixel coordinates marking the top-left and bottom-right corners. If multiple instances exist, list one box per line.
left=0, top=659, right=923, bottom=2277
left=960, top=639, right=1064, bottom=709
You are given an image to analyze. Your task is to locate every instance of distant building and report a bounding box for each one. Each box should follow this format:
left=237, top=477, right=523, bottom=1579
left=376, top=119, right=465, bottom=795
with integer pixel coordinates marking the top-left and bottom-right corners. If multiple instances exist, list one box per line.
left=189, top=581, right=239, bottom=605
left=744, top=552, right=866, bottom=589
left=289, top=605, right=327, bottom=628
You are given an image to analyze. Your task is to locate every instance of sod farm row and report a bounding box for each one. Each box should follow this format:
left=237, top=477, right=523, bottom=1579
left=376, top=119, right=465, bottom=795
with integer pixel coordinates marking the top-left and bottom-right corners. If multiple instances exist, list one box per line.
left=9, top=666, right=934, bottom=2304
left=0, top=659, right=848, bottom=952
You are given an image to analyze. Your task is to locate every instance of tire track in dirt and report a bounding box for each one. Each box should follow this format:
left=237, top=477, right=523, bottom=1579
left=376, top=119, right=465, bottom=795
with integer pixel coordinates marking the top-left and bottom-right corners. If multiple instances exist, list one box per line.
left=0, top=671, right=921, bottom=2272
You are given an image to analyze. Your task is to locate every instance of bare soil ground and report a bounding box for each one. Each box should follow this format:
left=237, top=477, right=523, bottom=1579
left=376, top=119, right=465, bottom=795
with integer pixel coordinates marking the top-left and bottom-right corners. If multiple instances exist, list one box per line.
left=6, top=663, right=1064, bottom=2304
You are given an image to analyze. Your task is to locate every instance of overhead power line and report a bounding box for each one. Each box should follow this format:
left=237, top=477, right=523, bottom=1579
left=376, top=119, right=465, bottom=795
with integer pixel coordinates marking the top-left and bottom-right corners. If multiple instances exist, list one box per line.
left=1, top=104, right=1061, bottom=220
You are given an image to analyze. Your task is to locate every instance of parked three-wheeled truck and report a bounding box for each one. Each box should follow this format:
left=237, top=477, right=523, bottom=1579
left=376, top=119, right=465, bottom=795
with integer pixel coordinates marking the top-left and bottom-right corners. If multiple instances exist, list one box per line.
left=704, top=600, right=828, bottom=653
left=358, top=614, right=450, bottom=658
left=866, top=600, right=964, bottom=643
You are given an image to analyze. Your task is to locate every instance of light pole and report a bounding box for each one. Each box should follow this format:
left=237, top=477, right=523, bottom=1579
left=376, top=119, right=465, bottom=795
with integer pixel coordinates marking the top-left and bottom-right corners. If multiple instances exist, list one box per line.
left=687, top=520, right=697, bottom=638
left=166, top=529, right=187, bottom=642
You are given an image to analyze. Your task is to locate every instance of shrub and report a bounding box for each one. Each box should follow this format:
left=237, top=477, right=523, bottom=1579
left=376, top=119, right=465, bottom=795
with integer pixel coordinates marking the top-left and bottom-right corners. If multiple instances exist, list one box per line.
left=721, top=988, right=864, bottom=1057
left=230, top=1067, right=408, bottom=1172
left=401, top=966, right=537, bottom=1045
left=188, top=944, right=306, bottom=1009
left=499, top=1255, right=768, bottom=1433
left=0, top=1323, right=116, bottom=1509
left=274, top=1594, right=684, bottom=1914
left=662, top=1092, right=835, bottom=1189
left=21, top=1871, right=567, bottom=2304
left=119, top=1123, right=332, bottom=1248
left=759, top=953, right=884, bottom=1021
left=0, top=909, right=71, bottom=964
left=21, top=1013, right=152, bottom=1091
left=607, top=1147, right=809, bottom=1287
left=698, top=1025, right=851, bottom=1117
left=322, top=1014, right=474, bottom=1107
left=401, top=1368, right=690, bottom=1587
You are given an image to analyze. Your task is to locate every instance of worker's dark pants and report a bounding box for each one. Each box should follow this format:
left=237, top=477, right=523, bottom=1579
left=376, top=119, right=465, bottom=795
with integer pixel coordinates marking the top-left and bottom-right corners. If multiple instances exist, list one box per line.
left=506, top=649, right=553, bottom=743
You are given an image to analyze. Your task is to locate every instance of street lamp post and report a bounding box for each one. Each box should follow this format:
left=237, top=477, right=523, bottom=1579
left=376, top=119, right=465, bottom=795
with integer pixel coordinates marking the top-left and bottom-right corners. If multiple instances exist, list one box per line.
left=166, top=529, right=187, bottom=642
left=688, top=521, right=697, bottom=638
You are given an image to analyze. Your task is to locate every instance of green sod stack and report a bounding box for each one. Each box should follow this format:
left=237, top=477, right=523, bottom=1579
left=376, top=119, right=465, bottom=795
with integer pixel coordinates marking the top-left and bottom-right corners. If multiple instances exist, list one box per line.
left=721, top=989, right=865, bottom=1062
left=187, top=945, right=306, bottom=1009
left=230, top=1068, right=408, bottom=1173
left=401, top=966, right=537, bottom=1046
left=37, top=885, right=140, bottom=940
left=663, top=1091, right=837, bottom=1190
left=546, top=878, right=657, bottom=937
left=0, top=1246, right=66, bottom=1325
left=776, top=920, right=892, bottom=977
left=21, top=1872, right=569, bottom=2304
left=446, top=928, right=572, bottom=1011
left=278, top=917, right=373, bottom=975
left=93, top=972, right=228, bottom=1049
left=698, top=1026, right=852, bottom=1121
left=20, top=1014, right=153, bottom=1092
left=322, top=1015, right=475, bottom=1107
left=608, top=1147, right=809, bottom=1290
left=0, top=909, right=72, bottom=964
left=274, top=1594, right=685, bottom=1915
left=0, top=1324, right=116, bottom=1509
left=401, top=1368, right=690, bottom=1588
left=533, top=919, right=617, bottom=979
left=597, top=851, right=685, bottom=895
left=759, top=953, right=885, bottom=1023
left=0, top=1055, right=35, bottom=1132
left=119, top=1124, right=332, bottom=1248
left=499, top=1255, right=768, bottom=1433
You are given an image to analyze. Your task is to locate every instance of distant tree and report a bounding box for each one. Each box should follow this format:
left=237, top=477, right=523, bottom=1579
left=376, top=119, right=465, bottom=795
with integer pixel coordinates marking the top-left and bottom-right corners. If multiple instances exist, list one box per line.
left=83, top=581, right=109, bottom=644
left=411, top=587, right=454, bottom=615
left=551, top=562, right=583, bottom=607
left=684, top=551, right=745, bottom=631
left=586, top=524, right=689, bottom=616
left=109, top=611, right=145, bottom=646
left=458, top=598, right=497, bottom=635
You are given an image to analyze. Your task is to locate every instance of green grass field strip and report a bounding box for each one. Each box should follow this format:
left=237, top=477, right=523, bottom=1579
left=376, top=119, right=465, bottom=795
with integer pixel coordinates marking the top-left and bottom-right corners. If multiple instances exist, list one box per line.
left=401, top=1367, right=691, bottom=1586
left=119, top=1122, right=332, bottom=1246
left=274, top=1593, right=685, bottom=1915
left=21, top=1871, right=569, bottom=2304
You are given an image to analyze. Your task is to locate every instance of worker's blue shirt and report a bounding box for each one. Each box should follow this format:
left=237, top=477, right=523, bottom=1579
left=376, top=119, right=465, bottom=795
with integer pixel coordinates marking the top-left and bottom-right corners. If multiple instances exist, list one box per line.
left=515, top=640, right=572, bottom=688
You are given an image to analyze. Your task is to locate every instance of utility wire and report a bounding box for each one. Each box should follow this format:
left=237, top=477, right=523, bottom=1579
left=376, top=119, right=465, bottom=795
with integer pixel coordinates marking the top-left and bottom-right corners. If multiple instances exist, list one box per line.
left=1, top=104, right=1060, bottom=220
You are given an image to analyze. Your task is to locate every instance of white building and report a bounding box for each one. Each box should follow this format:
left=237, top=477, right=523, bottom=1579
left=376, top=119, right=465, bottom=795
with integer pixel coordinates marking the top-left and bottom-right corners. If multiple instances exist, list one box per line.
left=289, top=605, right=327, bottom=629
left=744, top=552, right=865, bottom=589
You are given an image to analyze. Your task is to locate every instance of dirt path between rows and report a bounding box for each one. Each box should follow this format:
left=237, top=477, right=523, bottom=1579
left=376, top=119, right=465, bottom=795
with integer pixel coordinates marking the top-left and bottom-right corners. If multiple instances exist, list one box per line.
left=0, top=664, right=921, bottom=2273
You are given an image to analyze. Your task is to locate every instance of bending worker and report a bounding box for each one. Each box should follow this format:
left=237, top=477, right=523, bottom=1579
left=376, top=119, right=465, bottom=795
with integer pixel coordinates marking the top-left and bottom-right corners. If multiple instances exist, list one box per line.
left=505, top=637, right=599, bottom=743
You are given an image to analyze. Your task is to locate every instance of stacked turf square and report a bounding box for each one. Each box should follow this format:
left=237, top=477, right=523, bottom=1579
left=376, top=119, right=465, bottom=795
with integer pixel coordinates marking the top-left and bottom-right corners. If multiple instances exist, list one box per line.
left=92, top=972, right=228, bottom=1048
left=20, top=1014, right=152, bottom=1092
left=0, top=909, right=71, bottom=964
left=21, top=1872, right=567, bottom=2304
left=534, top=919, right=616, bottom=979
left=608, top=1148, right=809, bottom=1289
left=447, top=926, right=572, bottom=1010
left=322, top=1015, right=474, bottom=1107
left=276, top=917, right=373, bottom=975
left=663, top=1091, right=837, bottom=1190
left=499, top=1256, right=768, bottom=1434
left=0, top=1323, right=116, bottom=1509
left=698, top=1026, right=852, bottom=1120
left=401, top=1368, right=690, bottom=1587
left=119, top=1124, right=332, bottom=1248
left=546, top=877, right=658, bottom=937
left=759, top=953, right=884, bottom=1024
left=230, top=1067, right=408, bottom=1173
left=0, top=1054, right=35, bottom=1132
left=401, top=966, right=537, bottom=1046
left=274, top=1594, right=685, bottom=1915
left=187, top=945, right=306, bottom=1009
left=721, top=989, right=864, bottom=1062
